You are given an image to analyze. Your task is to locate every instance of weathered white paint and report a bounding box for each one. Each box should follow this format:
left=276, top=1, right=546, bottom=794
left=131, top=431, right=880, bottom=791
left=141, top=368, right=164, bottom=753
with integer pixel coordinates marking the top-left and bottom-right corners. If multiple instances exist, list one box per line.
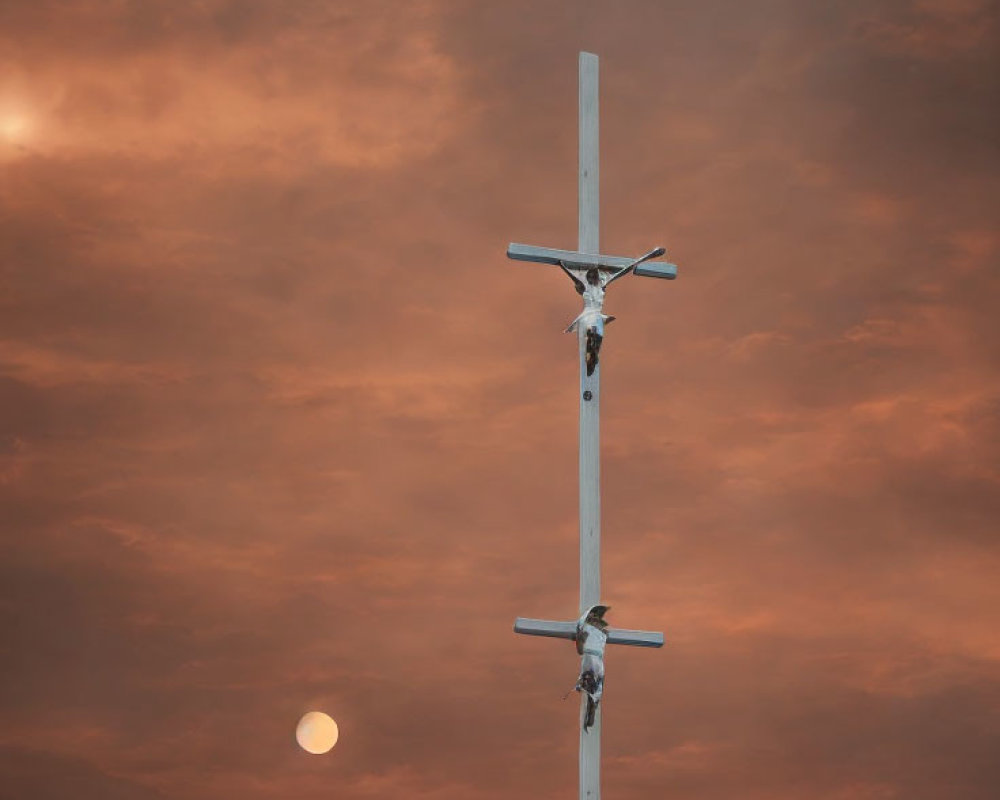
left=507, top=243, right=677, bottom=281
left=578, top=50, right=602, bottom=800
left=578, top=52, right=600, bottom=258
left=513, top=618, right=578, bottom=640
left=514, top=617, right=665, bottom=647
left=634, top=261, right=678, bottom=279
left=605, top=628, right=664, bottom=647
left=507, top=50, right=674, bottom=800
left=507, top=242, right=638, bottom=269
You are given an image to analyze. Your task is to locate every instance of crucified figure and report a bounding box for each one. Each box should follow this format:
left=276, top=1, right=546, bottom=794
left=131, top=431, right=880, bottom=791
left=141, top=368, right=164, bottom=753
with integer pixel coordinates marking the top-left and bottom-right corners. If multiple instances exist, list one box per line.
left=574, top=604, right=610, bottom=731
left=560, top=267, right=616, bottom=376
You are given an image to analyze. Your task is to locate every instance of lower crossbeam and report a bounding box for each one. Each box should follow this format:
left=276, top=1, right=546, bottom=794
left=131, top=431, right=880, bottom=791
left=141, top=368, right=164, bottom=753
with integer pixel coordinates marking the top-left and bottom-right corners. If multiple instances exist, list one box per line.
left=514, top=616, right=664, bottom=648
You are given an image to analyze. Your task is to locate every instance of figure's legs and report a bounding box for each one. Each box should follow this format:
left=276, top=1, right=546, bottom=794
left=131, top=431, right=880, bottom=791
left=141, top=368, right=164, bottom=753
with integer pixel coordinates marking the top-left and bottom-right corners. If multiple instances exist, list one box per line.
left=591, top=660, right=605, bottom=705
left=585, top=327, right=603, bottom=376
left=584, top=695, right=597, bottom=730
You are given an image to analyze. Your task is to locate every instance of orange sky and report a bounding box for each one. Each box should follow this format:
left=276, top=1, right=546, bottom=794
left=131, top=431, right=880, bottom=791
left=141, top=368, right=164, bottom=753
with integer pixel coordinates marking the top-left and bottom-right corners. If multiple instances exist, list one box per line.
left=1, top=1, right=998, bottom=798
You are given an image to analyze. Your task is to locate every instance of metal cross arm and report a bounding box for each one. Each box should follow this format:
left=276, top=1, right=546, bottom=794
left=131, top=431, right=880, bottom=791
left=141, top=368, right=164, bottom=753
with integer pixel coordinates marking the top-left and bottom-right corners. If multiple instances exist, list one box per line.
left=507, top=242, right=678, bottom=280
left=514, top=617, right=664, bottom=648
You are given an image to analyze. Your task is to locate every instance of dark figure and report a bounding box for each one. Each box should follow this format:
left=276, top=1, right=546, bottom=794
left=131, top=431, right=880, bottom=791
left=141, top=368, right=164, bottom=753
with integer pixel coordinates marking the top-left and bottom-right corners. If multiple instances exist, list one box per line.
left=574, top=604, right=610, bottom=732
left=585, top=327, right=603, bottom=376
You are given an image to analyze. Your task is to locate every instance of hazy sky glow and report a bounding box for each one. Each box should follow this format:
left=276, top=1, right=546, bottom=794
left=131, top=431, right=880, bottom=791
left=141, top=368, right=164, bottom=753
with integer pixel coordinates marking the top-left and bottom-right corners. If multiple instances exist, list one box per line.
left=1, top=1, right=998, bottom=798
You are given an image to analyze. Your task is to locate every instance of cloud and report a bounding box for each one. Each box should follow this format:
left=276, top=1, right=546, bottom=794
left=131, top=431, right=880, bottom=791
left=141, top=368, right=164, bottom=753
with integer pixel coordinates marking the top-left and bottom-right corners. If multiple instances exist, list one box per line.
left=1, top=1, right=998, bottom=798
left=1, top=2, right=469, bottom=169
left=0, top=748, right=163, bottom=799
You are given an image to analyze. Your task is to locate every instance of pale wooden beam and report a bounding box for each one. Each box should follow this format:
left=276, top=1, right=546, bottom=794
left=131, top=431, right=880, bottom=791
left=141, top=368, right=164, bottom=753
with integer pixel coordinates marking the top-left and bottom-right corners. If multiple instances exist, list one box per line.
left=578, top=50, right=602, bottom=800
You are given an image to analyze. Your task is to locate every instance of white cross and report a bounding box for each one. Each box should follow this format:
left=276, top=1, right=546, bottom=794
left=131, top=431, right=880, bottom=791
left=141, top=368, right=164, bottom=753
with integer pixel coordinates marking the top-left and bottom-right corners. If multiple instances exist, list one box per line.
left=506, top=52, right=677, bottom=800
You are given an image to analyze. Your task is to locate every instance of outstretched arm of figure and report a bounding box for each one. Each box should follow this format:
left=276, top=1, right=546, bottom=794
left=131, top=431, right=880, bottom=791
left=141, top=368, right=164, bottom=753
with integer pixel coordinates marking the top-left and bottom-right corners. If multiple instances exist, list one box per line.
left=558, top=262, right=586, bottom=295
left=602, top=263, right=634, bottom=287
left=604, top=246, right=667, bottom=287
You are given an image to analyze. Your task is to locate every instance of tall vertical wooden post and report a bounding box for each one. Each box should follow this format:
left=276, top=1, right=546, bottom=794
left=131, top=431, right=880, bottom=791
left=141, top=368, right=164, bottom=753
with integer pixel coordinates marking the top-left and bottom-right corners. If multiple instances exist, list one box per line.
left=577, top=50, right=601, bottom=800
left=507, top=49, right=676, bottom=800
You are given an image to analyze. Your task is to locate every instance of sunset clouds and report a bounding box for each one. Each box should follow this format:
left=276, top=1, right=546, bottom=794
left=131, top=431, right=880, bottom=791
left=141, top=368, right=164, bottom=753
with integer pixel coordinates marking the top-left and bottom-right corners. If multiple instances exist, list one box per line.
left=1, top=1, right=998, bottom=798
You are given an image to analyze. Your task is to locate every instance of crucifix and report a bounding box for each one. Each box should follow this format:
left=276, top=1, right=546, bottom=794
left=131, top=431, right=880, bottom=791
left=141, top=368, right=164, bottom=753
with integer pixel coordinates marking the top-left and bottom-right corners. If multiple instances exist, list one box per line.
left=507, top=52, right=677, bottom=800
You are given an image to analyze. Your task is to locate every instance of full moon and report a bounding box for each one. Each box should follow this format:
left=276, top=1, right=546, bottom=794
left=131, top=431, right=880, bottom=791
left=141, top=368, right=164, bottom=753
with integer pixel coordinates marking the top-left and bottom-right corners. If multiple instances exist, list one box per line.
left=295, top=711, right=339, bottom=754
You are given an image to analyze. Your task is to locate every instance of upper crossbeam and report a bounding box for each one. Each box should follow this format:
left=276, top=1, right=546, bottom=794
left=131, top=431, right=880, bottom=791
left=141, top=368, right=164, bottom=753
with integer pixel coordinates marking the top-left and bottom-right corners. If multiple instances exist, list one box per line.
left=507, top=243, right=677, bottom=280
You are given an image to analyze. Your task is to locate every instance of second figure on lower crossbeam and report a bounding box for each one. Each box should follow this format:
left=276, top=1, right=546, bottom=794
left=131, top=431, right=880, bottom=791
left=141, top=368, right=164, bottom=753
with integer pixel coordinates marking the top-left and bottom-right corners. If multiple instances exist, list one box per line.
left=574, top=604, right=610, bottom=731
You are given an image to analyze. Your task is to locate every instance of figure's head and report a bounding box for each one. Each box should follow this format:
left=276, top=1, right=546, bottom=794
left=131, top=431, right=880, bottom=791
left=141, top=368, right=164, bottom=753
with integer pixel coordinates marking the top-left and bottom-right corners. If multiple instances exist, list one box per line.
left=586, top=604, right=610, bottom=628
left=586, top=268, right=601, bottom=286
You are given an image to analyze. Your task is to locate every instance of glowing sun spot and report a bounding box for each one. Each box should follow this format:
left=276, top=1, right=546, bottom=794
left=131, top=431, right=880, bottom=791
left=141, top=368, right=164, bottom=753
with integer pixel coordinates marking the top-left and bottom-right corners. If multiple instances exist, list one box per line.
left=295, top=711, right=339, bottom=754
left=0, top=113, right=30, bottom=143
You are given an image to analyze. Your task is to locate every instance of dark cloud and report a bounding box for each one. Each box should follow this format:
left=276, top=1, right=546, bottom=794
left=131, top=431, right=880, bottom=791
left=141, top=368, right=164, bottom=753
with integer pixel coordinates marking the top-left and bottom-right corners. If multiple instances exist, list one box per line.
left=0, top=748, right=164, bottom=800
